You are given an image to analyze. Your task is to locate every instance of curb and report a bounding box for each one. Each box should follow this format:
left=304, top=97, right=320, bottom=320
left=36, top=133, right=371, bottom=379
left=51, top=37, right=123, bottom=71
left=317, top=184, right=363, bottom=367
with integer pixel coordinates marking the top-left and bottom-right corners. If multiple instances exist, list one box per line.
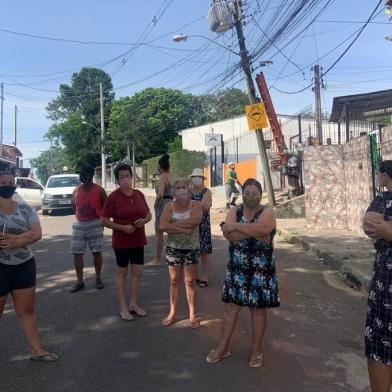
left=277, top=228, right=373, bottom=292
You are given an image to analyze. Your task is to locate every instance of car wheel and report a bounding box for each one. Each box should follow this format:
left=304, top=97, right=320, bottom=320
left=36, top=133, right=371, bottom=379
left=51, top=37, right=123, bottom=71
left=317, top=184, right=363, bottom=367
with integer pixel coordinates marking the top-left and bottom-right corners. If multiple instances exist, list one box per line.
left=42, top=209, right=49, bottom=215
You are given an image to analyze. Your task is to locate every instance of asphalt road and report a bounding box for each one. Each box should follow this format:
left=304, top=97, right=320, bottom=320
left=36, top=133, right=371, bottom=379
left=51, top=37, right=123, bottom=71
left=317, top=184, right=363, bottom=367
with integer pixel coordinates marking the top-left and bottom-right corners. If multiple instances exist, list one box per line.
left=0, top=201, right=371, bottom=392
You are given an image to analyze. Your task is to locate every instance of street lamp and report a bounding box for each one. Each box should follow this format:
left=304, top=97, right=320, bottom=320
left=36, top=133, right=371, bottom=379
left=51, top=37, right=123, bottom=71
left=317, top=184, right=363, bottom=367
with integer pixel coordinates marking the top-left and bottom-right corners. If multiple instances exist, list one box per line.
left=172, top=34, right=240, bottom=56
left=82, top=121, right=106, bottom=188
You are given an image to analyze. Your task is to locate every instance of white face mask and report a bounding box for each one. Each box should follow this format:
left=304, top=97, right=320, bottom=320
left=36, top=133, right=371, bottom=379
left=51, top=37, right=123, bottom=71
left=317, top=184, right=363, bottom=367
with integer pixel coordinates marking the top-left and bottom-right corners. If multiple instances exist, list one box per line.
left=192, top=177, right=203, bottom=186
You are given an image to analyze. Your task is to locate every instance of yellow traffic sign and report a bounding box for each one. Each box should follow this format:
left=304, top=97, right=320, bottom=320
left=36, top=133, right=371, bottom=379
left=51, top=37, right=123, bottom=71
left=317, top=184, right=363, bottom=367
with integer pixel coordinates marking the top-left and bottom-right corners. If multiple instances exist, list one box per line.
left=245, top=103, right=269, bottom=130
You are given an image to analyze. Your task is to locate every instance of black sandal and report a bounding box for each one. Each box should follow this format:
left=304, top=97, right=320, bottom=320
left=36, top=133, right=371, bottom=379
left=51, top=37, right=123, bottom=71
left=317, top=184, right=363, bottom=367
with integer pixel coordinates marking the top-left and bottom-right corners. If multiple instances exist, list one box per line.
left=199, top=280, right=209, bottom=288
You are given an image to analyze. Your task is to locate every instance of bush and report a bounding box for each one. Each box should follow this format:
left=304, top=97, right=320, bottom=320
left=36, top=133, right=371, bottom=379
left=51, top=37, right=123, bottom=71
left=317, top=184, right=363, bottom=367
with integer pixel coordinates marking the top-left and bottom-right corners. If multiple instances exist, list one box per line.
left=143, top=150, right=206, bottom=186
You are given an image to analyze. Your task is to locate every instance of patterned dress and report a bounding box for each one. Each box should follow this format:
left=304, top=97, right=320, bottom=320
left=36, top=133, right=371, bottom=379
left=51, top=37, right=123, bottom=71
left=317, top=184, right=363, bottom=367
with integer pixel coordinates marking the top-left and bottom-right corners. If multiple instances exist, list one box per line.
left=191, top=188, right=212, bottom=254
left=222, top=205, right=280, bottom=308
left=365, top=192, right=392, bottom=365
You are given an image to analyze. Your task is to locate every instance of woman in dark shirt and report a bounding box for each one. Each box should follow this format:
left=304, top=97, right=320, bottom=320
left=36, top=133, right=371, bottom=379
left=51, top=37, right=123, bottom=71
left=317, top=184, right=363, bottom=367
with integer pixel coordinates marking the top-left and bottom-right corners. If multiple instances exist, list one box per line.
left=363, top=160, right=392, bottom=391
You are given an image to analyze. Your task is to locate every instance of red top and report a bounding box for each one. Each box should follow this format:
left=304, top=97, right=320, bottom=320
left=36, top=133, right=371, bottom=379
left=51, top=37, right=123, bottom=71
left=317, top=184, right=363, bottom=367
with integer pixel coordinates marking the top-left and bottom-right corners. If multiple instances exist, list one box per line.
left=102, top=188, right=150, bottom=249
left=75, top=184, right=103, bottom=221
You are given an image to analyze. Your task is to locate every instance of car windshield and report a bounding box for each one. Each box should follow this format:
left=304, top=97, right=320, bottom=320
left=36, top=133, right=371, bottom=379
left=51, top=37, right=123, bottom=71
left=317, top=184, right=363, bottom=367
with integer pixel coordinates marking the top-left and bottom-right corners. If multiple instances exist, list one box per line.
left=47, top=177, right=80, bottom=188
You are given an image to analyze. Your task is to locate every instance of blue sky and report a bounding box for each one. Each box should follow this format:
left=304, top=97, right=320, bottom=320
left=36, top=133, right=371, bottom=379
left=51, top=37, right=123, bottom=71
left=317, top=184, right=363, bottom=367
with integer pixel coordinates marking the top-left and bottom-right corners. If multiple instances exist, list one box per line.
left=0, top=0, right=391, bottom=164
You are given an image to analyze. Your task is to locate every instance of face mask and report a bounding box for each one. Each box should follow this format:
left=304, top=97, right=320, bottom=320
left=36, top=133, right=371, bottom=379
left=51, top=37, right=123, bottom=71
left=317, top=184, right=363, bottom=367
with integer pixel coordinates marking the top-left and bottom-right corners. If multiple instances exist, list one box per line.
left=119, top=177, right=132, bottom=189
left=0, top=185, right=16, bottom=199
left=192, top=177, right=203, bottom=186
left=243, top=195, right=261, bottom=209
left=175, top=189, right=189, bottom=201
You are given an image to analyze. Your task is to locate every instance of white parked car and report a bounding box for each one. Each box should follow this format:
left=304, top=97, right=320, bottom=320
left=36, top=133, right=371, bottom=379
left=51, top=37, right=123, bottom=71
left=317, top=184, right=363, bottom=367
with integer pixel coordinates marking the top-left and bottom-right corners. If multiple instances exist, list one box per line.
left=14, top=177, right=45, bottom=210
left=42, top=174, right=80, bottom=215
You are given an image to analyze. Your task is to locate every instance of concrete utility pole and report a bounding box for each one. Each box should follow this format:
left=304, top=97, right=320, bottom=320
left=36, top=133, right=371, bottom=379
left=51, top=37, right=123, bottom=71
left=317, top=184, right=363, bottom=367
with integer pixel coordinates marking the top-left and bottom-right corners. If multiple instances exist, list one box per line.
left=233, top=0, right=276, bottom=206
left=126, top=143, right=131, bottom=160
left=99, top=83, right=107, bottom=189
left=13, top=105, right=17, bottom=146
left=313, top=65, right=323, bottom=144
left=132, top=141, right=136, bottom=188
left=0, top=83, right=4, bottom=157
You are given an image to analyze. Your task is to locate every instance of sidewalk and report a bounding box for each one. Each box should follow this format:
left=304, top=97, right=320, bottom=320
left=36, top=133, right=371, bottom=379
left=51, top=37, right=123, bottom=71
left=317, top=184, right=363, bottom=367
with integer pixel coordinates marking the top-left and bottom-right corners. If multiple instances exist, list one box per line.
left=208, top=188, right=375, bottom=292
left=276, top=219, right=374, bottom=291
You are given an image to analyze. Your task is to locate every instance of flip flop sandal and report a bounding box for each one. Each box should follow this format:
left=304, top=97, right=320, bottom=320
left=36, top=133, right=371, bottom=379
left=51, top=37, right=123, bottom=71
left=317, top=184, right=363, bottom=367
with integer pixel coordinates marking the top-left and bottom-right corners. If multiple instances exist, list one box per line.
left=206, top=350, right=231, bottom=364
left=161, top=317, right=177, bottom=326
left=189, top=319, right=201, bottom=329
left=30, top=353, right=59, bottom=362
left=120, top=312, right=134, bottom=321
left=249, top=353, right=263, bottom=368
left=199, top=281, right=209, bottom=288
left=129, top=309, right=147, bottom=317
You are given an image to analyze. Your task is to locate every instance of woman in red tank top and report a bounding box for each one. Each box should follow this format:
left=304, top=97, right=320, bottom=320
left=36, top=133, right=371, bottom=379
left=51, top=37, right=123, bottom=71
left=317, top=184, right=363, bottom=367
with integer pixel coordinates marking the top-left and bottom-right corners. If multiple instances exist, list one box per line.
left=69, top=165, right=107, bottom=293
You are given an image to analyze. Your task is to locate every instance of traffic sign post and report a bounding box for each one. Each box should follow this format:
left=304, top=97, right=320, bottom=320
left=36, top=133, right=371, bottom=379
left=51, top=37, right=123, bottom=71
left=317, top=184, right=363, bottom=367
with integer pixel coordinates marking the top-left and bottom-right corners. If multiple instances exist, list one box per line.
left=245, top=103, right=269, bottom=130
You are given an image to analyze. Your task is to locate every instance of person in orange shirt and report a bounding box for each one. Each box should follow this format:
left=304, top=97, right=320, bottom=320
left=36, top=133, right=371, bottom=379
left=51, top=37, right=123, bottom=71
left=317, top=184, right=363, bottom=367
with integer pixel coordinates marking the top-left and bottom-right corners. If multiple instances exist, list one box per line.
left=69, top=164, right=107, bottom=293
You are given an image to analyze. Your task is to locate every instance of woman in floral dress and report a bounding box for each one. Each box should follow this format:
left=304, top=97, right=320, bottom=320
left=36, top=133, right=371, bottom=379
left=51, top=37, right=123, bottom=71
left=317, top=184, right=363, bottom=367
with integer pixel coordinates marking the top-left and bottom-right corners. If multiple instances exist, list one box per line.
left=363, top=160, right=392, bottom=392
left=190, top=168, right=212, bottom=287
left=207, top=178, right=279, bottom=368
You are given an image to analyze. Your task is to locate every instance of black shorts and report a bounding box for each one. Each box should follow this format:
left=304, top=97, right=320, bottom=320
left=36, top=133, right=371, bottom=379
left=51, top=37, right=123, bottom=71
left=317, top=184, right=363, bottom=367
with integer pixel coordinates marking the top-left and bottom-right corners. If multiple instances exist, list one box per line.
left=0, top=258, right=36, bottom=297
left=114, top=247, right=144, bottom=267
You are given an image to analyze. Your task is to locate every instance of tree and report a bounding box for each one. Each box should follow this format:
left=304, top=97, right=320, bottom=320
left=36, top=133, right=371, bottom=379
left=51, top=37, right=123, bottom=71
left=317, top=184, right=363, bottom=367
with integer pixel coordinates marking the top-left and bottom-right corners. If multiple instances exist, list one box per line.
left=47, top=113, right=103, bottom=169
left=30, top=147, right=69, bottom=184
left=194, top=88, right=249, bottom=125
left=167, top=136, right=182, bottom=153
left=108, top=88, right=199, bottom=163
left=46, top=67, right=114, bottom=168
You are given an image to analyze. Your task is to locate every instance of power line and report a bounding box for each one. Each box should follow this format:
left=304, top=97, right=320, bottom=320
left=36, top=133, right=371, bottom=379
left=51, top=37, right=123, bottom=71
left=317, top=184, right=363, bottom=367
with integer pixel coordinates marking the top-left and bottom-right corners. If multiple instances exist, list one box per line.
left=270, top=1, right=383, bottom=95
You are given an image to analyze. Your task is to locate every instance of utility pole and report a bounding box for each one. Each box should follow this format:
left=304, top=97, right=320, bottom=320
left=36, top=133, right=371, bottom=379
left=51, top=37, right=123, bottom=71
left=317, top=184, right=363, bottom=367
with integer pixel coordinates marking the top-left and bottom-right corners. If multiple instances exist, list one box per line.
left=313, top=65, right=323, bottom=144
left=13, top=105, right=17, bottom=146
left=233, top=0, right=276, bottom=206
left=99, top=83, right=106, bottom=189
left=126, top=143, right=131, bottom=160
left=0, top=83, right=3, bottom=157
left=132, top=141, right=136, bottom=188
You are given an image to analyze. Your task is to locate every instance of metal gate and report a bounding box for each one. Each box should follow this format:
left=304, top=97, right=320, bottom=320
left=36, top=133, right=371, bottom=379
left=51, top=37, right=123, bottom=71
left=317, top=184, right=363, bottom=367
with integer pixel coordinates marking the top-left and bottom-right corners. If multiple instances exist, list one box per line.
left=370, top=133, right=382, bottom=198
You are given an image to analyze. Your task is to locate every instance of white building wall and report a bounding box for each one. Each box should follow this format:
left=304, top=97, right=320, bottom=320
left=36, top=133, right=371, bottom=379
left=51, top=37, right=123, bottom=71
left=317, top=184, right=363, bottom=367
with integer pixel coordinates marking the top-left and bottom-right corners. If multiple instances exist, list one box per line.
left=180, top=114, right=340, bottom=155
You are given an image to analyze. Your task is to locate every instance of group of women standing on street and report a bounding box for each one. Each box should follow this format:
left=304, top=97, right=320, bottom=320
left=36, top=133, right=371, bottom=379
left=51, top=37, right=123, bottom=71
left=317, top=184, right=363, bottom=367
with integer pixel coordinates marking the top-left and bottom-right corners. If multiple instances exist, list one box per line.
left=0, top=153, right=280, bottom=371
left=3, top=150, right=392, bottom=388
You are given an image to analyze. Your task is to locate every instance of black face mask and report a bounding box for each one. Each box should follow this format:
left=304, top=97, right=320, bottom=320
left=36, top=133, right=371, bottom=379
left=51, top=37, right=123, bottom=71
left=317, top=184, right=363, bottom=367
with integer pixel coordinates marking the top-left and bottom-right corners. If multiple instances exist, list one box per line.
left=0, top=185, right=16, bottom=199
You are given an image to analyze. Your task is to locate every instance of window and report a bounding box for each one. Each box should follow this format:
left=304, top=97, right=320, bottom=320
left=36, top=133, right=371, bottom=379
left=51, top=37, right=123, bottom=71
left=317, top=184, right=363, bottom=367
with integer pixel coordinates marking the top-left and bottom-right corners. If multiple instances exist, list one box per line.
left=47, top=177, right=80, bottom=188
left=17, top=178, right=43, bottom=190
left=26, top=179, right=43, bottom=190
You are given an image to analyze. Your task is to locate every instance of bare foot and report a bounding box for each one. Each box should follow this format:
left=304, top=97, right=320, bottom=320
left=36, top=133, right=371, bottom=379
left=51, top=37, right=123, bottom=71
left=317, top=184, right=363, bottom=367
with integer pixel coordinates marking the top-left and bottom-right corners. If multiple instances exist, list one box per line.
left=162, top=313, right=177, bottom=326
left=129, top=305, right=147, bottom=317
left=206, top=349, right=231, bottom=364
left=249, top=352, right=263, bottom=368
left=119, top=310, right=134, bottom=321
left=189, top=319, right=200, bottom=329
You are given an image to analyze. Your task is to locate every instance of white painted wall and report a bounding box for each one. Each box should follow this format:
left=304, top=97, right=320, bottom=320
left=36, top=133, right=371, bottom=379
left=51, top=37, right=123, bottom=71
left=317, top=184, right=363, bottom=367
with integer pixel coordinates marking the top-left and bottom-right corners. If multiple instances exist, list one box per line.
left=180, top=114, right=341, bottom=154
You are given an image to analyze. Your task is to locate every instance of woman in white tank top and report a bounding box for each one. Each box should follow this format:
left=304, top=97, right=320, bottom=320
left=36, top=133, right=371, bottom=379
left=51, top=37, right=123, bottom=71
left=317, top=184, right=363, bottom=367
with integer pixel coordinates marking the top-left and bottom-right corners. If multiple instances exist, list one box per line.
left=159, top=178, right=202, bottom=329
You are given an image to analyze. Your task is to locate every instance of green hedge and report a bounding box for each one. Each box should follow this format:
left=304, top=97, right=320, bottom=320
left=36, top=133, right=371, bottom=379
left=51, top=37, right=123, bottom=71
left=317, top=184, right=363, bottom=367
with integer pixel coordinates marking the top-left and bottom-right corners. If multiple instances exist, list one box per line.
left=143, top=150, right=206, bottom=186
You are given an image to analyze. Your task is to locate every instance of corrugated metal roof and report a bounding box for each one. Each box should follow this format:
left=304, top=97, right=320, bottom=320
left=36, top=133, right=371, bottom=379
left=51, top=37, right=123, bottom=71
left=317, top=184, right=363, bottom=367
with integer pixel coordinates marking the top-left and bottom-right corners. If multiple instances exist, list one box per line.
left=329, top=89, right=392, bottom=123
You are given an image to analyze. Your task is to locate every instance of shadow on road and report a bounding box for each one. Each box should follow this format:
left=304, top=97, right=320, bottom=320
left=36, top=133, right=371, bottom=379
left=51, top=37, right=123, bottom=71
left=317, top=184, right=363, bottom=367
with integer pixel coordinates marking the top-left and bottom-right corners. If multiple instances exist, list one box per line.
left=0, top=230, right=370, bottom=392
